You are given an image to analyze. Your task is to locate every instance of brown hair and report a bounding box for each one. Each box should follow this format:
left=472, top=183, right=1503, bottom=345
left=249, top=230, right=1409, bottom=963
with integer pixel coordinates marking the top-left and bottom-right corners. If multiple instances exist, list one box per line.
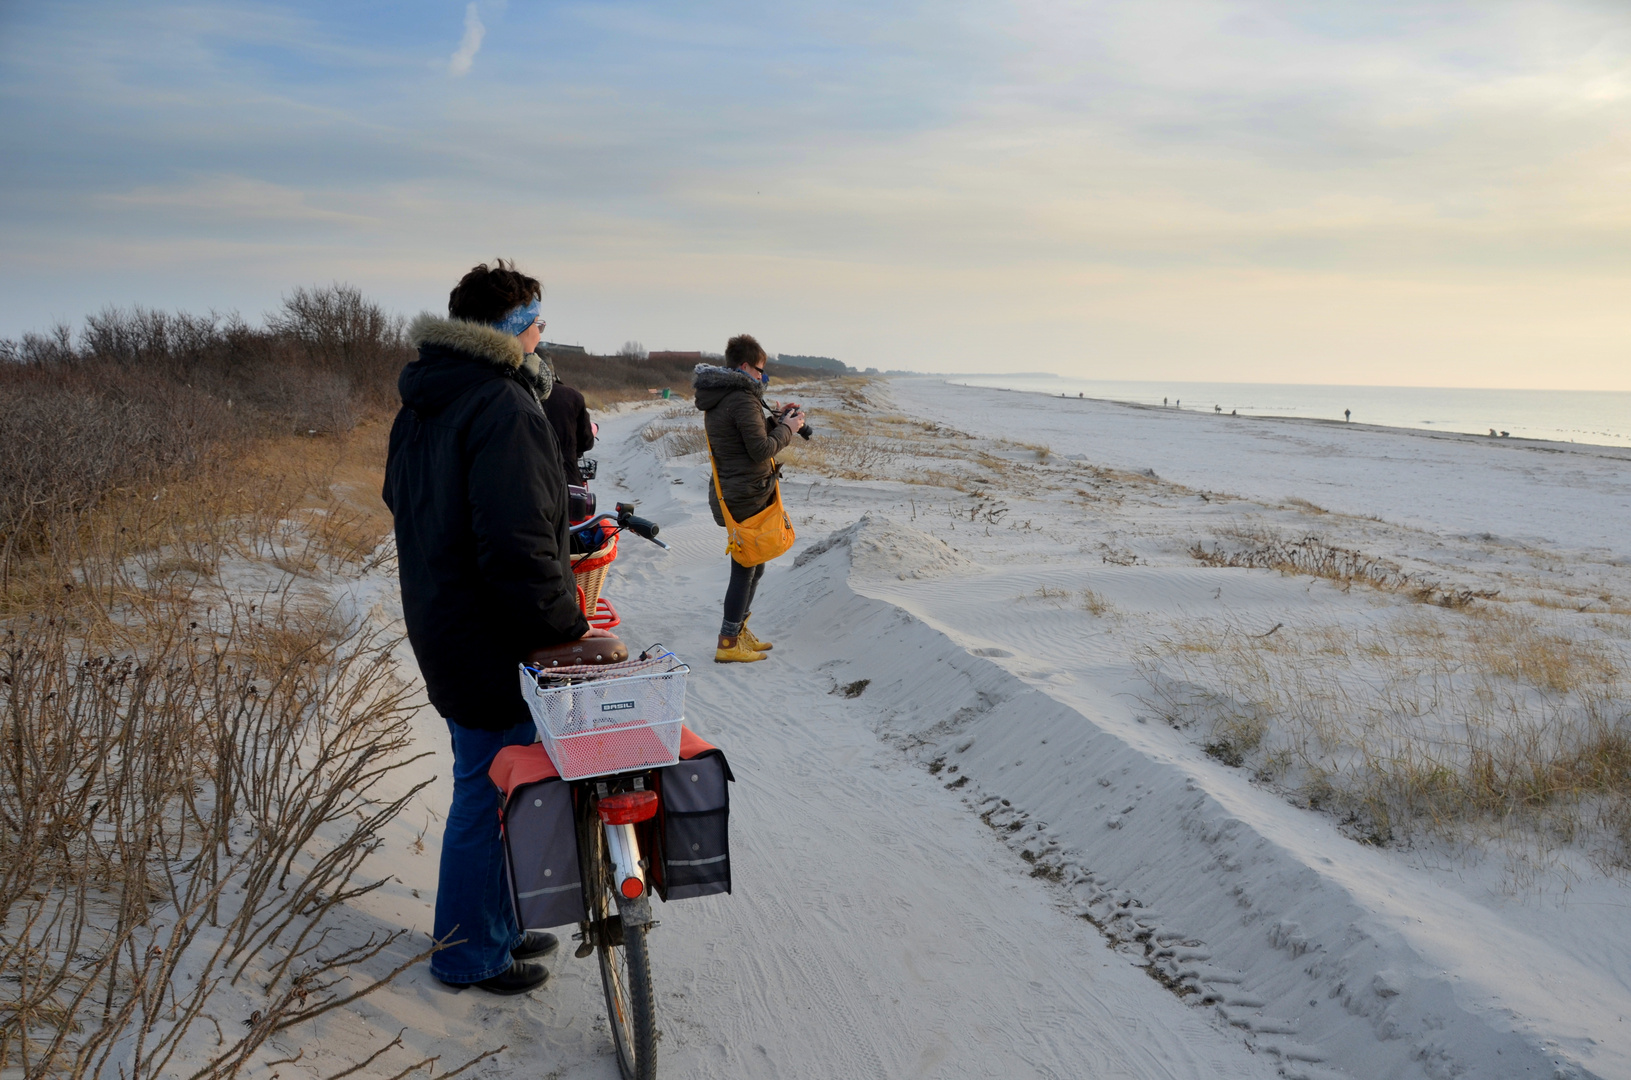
left=447, top=259, right=542, bottom=323
left=725, top=334, right=766, bottom=370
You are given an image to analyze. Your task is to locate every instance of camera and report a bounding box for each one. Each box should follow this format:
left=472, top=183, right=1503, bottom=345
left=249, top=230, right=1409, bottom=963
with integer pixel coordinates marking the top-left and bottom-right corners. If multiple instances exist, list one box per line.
left=568, top=485, right=595, bottom=523
left=776, top=405, right=814, bottom=441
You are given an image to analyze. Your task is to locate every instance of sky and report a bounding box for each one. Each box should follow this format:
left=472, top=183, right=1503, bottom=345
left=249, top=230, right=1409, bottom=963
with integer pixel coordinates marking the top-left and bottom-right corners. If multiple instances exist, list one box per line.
left=1, top=1, right=1628, bottom=389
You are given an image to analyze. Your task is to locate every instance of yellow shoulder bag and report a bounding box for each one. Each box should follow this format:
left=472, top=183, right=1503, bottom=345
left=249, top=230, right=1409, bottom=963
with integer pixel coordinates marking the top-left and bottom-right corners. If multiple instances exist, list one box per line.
left=709, top=454, right=796, bottom=566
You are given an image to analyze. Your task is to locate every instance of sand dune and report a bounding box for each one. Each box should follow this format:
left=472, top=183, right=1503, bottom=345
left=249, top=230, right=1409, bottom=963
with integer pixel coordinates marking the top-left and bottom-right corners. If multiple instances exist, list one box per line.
left=250, top=379, right=1629, bottom=1079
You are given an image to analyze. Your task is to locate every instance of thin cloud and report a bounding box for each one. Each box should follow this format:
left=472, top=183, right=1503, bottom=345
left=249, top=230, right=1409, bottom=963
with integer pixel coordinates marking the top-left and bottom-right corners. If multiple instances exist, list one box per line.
left=449, top=3, right=484, bottom=77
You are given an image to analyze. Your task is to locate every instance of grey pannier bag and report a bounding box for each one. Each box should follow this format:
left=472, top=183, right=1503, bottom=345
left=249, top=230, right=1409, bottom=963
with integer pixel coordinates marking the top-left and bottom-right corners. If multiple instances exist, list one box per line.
left=657, top=748, right=733, bottom=901
left=500, top=770, right=587, bottom=929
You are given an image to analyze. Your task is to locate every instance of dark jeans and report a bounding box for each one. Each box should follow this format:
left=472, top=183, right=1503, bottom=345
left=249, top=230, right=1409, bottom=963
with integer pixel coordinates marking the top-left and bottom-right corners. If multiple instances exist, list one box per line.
left=431, top=719, right=535, bottom=983
left=720, top=559, right=765, bottom=638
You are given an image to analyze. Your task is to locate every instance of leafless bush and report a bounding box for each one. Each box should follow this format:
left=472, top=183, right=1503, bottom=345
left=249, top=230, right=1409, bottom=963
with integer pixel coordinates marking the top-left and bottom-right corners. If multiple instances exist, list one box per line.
left=0, top=367, right=237, bottom=576
left=0, top=325, right=77, bottom=367
left=267, top=285, right=406, bottom=412
left=0, top=289, right=414, bottom=584
left=0, top=590, right=437, bottom=1079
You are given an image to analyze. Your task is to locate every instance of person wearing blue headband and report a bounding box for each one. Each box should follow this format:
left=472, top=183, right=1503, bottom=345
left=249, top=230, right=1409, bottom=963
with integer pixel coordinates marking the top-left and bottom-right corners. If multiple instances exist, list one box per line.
left=384, top=259, right=614, bottom=997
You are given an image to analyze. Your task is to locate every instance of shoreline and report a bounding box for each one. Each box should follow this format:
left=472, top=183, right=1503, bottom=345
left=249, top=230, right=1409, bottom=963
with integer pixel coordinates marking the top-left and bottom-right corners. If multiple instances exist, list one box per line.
left=933, top=376, right=1631, bottom=460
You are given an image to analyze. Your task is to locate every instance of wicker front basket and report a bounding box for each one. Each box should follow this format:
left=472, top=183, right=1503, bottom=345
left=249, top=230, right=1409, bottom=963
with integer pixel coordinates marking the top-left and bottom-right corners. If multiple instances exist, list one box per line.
left=570, top=531, right=618, bottom=614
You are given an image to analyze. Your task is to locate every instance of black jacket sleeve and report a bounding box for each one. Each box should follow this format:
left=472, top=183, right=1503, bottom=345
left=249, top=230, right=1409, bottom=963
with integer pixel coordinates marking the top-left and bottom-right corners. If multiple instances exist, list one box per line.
left=465, top=404, right=590, bottom=647
left=577, top=401, right=595, bottom=454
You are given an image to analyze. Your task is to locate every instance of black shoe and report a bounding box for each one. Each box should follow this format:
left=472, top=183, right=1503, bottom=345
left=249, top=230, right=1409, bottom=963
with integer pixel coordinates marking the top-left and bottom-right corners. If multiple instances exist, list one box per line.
left=512, top=931, right=559, bottom=960
left=438, top=960, right=549, bottom=996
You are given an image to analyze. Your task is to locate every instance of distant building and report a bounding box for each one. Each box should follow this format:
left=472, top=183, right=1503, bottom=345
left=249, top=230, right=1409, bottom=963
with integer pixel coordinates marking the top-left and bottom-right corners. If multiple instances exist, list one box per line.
left=542, top=342, right=587, bottom=355
left=649, top=350, right=705, bottom=364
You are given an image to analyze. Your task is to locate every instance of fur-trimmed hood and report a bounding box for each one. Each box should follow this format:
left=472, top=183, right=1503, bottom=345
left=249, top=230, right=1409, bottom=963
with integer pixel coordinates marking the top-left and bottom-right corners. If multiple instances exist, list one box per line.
left=401, top=312, right=553, bottom=415
left=692, top=362, right=765, bottom=412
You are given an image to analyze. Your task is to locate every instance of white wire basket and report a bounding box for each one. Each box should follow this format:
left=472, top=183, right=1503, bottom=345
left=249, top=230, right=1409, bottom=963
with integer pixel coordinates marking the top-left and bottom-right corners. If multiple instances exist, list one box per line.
left=520, top=653, right=689, bottom=780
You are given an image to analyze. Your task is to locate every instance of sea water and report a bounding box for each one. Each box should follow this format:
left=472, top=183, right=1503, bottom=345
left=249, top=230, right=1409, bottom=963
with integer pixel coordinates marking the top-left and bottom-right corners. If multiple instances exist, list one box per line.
left=947, top=374, right=1631, bottom=450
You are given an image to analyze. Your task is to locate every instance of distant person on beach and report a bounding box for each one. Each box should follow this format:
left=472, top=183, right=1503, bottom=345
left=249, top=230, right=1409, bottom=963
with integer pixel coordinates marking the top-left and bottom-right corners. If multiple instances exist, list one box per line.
left=694, top=334, right=804, bottom=663
left=1345, top=409, right=1351, bottom=422
left=384, top=259, right=615, bottom=996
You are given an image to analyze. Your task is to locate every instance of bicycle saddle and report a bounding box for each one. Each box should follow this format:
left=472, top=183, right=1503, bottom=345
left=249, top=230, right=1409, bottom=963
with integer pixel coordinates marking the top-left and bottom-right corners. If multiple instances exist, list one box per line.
left=526, top=637, right=629, bottom=668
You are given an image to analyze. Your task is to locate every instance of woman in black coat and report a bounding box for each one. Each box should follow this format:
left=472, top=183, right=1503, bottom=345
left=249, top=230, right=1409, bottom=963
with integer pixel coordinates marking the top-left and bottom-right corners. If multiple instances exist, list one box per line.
left=692, top=334, right=804, bottom=663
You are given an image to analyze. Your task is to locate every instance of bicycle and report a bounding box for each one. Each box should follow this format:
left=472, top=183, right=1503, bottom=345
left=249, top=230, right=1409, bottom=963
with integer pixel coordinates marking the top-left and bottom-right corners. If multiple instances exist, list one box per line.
left=491, top=504, right=732, bottom=1080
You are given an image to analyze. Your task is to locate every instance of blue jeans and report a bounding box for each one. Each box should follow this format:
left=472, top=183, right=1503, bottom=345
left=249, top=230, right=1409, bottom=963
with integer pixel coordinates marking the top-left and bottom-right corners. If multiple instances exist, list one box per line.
left=431, top=719, right=537, bottom=983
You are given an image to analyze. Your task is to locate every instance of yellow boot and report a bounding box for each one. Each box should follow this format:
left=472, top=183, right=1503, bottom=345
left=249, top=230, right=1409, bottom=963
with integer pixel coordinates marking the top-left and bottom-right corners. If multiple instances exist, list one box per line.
left=739, top=615, right=773, bottom=651
left=714, top=634, right=765, bottom=663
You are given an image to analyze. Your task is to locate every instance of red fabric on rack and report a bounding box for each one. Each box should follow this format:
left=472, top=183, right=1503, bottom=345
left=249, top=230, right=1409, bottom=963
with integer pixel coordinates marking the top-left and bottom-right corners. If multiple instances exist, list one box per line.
left=490, top=723, right=718, bottom=797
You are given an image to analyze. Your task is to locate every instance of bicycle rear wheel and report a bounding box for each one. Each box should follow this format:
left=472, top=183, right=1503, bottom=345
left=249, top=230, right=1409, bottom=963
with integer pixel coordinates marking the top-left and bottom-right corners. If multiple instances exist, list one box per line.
left=583, top=802, right=657, bottom=1079
left=599, top=911, right=655, bottom=1080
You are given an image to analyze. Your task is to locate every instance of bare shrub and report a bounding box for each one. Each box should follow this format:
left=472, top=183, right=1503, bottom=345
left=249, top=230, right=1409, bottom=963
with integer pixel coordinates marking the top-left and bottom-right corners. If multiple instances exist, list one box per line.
left=0, top=324, right=77, bottom=366
left=0, top=367, right=237, bottom=575
left=267, top=284, right=406, bottom=412
left=0, top=591, right=436, bottom=1078
left=0, top=289, right=415, bottom=585
left=0, top=295, right=498, bottom=1076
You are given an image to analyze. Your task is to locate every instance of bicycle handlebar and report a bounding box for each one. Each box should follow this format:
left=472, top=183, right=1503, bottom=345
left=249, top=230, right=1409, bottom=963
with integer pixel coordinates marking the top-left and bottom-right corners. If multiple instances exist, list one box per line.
left=577, top=509, right=670, bottom=551
left=622, top=514, right=661, bottom=543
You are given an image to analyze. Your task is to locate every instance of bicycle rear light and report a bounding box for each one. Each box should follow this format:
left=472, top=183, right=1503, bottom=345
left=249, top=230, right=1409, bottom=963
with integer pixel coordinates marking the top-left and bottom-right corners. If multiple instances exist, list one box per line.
left=619, top=876, right=645, bottom=900
left=597, top=790, right=658, bottom=825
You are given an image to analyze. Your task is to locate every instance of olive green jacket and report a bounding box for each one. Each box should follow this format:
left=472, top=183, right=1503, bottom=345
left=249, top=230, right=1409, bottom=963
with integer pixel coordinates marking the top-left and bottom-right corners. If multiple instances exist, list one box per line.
left=692, top=364, right=794, bottom=526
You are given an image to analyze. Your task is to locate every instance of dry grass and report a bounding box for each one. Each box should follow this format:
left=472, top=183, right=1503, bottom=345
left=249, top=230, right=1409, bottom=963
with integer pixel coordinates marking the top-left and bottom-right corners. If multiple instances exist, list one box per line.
left=1080, top=588, right=1114, bottom=617
left=1016, top=584, right=1116, bottom=617
left=1191, top=529, right=1499, bottom=608
left=640, top=418, right=710, bottom=458
left=1139, top=607, right=1631, bottom=862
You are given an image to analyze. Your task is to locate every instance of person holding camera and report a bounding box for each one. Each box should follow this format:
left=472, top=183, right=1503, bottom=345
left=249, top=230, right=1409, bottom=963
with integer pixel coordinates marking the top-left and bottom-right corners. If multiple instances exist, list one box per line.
left=384, top=259, right=616, bottom=995
left=693, top=334, right=805, bottom=663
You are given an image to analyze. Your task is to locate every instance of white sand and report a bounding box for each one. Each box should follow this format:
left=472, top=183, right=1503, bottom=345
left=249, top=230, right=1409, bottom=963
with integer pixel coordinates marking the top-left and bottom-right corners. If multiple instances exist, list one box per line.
left=242, top=379, right=1629, bottom=1079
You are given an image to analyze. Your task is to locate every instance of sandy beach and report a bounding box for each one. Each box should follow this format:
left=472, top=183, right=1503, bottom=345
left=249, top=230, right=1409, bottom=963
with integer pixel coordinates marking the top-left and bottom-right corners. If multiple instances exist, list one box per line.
left=242, top=376, right=1631, bottom=1079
